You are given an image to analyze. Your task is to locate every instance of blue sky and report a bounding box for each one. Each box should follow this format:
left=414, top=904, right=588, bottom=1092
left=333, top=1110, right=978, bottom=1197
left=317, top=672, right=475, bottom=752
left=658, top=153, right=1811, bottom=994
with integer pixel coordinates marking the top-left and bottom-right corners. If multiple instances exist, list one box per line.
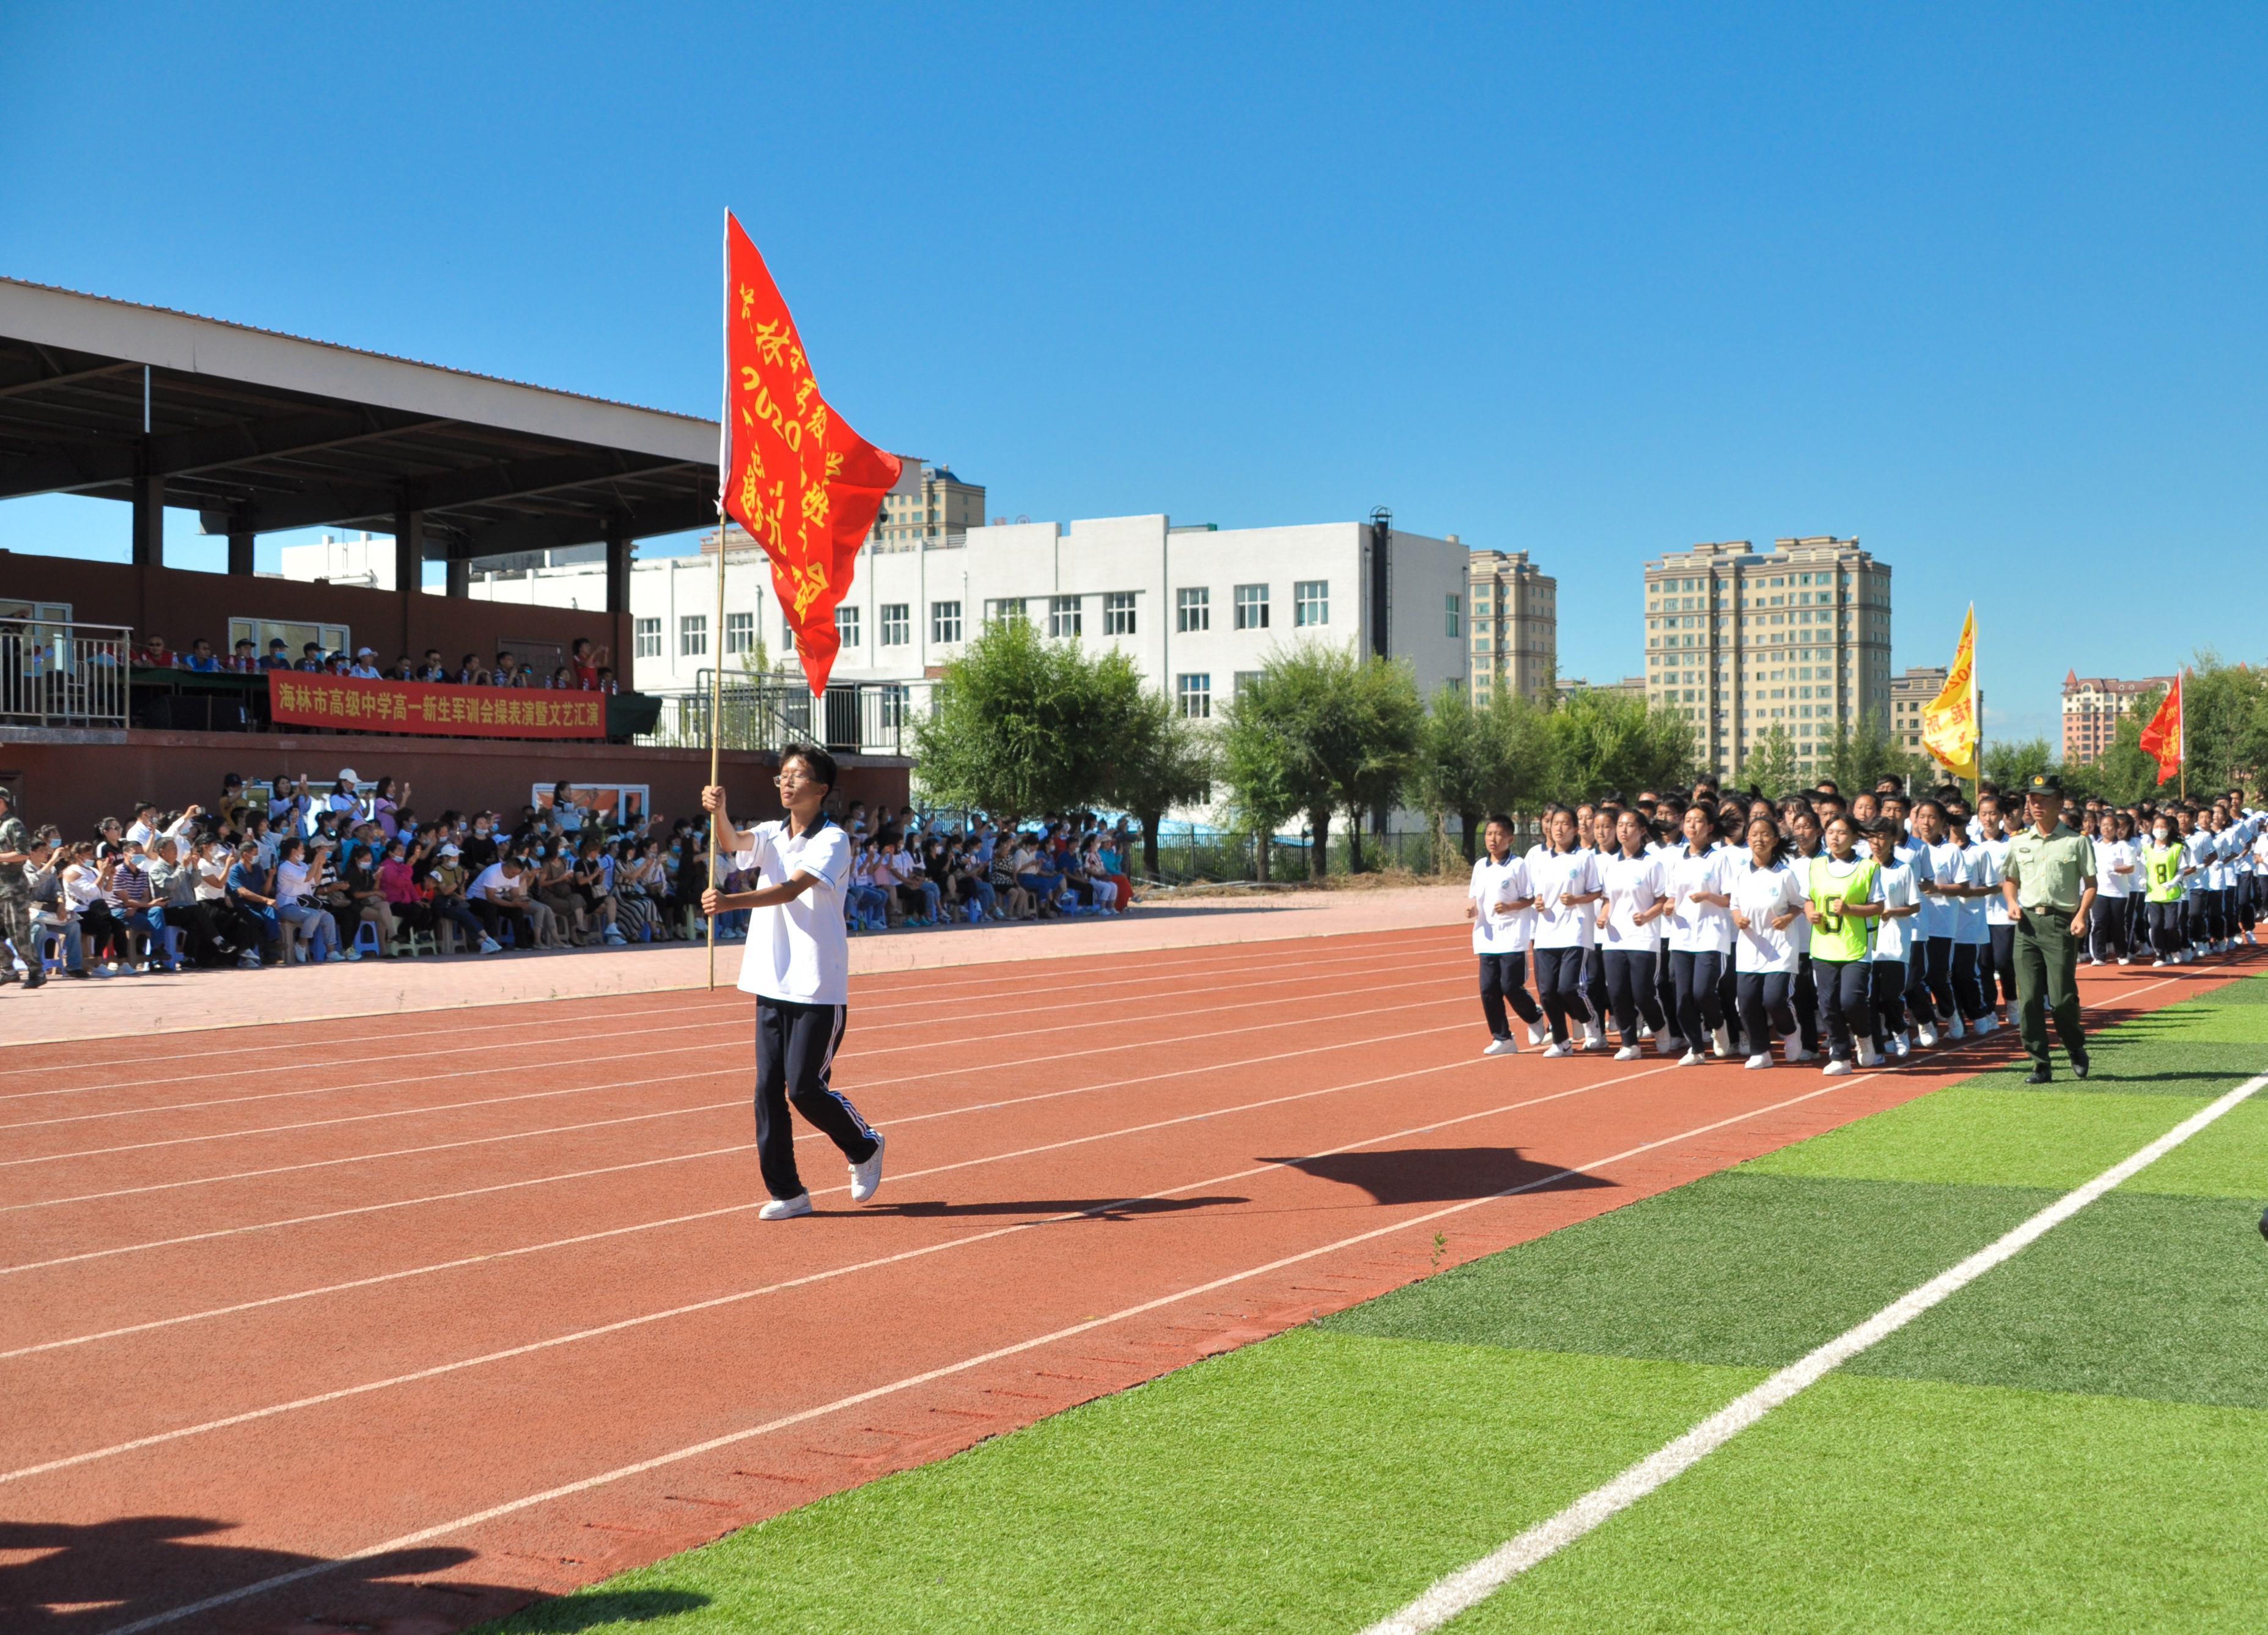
left=3, top=3, right=2261, bottom=741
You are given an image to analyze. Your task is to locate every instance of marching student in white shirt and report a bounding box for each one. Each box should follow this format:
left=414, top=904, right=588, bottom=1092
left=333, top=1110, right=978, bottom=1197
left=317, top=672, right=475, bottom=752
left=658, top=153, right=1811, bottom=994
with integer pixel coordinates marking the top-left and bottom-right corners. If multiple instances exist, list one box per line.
left=1467, top=812, right=1545, bottom=1056
left=1662, top=803, right=1739, bottom=1065
left=1803, top=814, right=1887, bottom=1073
left=1784, top=803, right=1827, bottom=1058
left=1596, top=809, right=1674, bottom=1060
left=1729, top=815, right=1811, bottom=1069
left=2089, top=810, right=2138, bottom=965
left=701, top=746, right=886, bottom=1221
left=1525, top=806, right=1605, bottom=1058
left=1909, top=799, right=1970, bottom=1043
left=1976, top=798, right=2017, bottom=1023
left=1866, top=820, right=1923, bottom=1056
left=1580, top=807, right=1622, bottom=1049
left=1953, top=813, right=2001, bottom=1035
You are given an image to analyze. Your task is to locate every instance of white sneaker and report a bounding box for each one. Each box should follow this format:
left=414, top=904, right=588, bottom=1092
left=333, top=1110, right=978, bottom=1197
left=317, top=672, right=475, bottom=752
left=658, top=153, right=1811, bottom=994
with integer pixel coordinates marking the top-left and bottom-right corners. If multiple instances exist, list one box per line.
left=325, top=950, right=347, bottom=963
left=1526, top=1024, right=1547, bottom=1048
left=1822, top=1059, right=1852, bottom=1076
left=1482, top=1038, right=1520, bottom=1057
left=1891, top=1033, right=1912, bottom=1059
left=1613, top=1045, right=1641, bottom=1061
left=2117, top=957, right=2132, bottom=966
left=1857, top=1037, right=1883, bottom=1068
left=479, top=936, right=503, bottom=953
left=1744, top=1052, right=1773, bottom=1070
left=344, top=947, right=361, bottom=962
left=1581, top=1021, right=1606, bottom=1052
left=758, top=1192, right=812, bottom=1221
left=2152, top=957, right=2167, bottom=968
left=1915, top=1021, right=1939, bottom=1048
left=1972, top=1014, right=1997, bottom=1037
left=1946, top=1015, right=1967, bottom=1040
left=1677, top=1049, right=1706, bottom=1067
left=1541, top=1041, right=1574, bottom=1059
left=1638, top=1023, right=1655, bottom=1041
left=849, top=1133, right=886, bottom=1202
left=1656, top=1035, right=1682, bottom=1057
left=1709, top=1026, right=1731, bottom=1059
left=1781, top=1032, right=1812, bottom=1065
left=604, top=927, right=628, bottom=945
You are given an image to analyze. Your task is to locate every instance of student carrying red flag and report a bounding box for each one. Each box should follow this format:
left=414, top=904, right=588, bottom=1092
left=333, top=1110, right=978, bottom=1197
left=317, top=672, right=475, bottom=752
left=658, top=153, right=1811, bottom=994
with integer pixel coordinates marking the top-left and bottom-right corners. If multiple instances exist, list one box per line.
left=2137, top=673, right=2184, bottom=787
left=719, top=214, right=902, bottom=696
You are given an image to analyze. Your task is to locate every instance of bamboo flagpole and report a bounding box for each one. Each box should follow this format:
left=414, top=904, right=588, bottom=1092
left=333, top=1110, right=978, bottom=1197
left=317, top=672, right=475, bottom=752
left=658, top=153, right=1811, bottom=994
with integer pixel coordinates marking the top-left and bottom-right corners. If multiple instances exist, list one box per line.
left=2179, top=665, right=2188, bottom=803
left=707, top=505, right=726, bottom=990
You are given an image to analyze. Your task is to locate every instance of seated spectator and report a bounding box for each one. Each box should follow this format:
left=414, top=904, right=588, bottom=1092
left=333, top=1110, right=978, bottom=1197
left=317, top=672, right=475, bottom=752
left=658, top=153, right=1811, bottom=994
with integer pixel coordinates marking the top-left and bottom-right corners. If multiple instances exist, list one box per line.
left=139, top=634, right=176, bottom=667
left=536, top=846, right=591, bottom=944
left=844, top=842, right=891, bottom=931
left=260, top=638, right=295, bottom=672
left=455, top=653, right=490, bottom=685
left=415, top=648, right=448, bottom=682
left=422, top=842, right=499, bottom=954
left=1014, top=835, right=1064, bottom=916
left=547, top=664, right=575, bottom=689
left=368, top=777, right=407, bottom=840
left=27, top=831, right=79, bottom=977
left=574, top=837, right=627, bottom=945
left=888, top=836, right=940, bottom=926
left=594, top=665, right=620, bottom=694
left=224, top=840, right=282, bottom=968
left=106, top=841, right=176, bottom=972
left=570, top=637, right=606, bottom=689
left=231, top=637, right=260, bottom=672
left=348, top=647, right=383, bottom=679
left=989, top=843, right=1033, bottom=921
left=297, top=641, right=325, bottom=672
left=466, top=852, right=546, bottom=948
left=272, top=837, right=341, bottom=964
left=124, top=801, right=163, bottom=848
left=1096, top=833, right=1133, bottom=911
left=182, top=637, right=223, bottom=673
left=341, top=841, right=397, bottom=952
left=493, top=652, right=523, bottom=687
left=375, top=839, right=433, bottom=947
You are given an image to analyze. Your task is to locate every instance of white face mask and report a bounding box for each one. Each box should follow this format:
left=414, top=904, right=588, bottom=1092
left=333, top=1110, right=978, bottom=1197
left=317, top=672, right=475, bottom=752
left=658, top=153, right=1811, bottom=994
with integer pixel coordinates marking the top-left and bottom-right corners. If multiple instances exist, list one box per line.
left=2155, top=829, right=2171, bottom=843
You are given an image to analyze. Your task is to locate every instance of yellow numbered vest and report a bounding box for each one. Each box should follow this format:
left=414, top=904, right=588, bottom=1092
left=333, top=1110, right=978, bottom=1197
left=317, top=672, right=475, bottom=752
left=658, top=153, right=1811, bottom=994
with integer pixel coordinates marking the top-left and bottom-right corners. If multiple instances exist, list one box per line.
left=1806, top=856, right=1877, bottom=963
left=2143, top=843, right=2185, bottom=903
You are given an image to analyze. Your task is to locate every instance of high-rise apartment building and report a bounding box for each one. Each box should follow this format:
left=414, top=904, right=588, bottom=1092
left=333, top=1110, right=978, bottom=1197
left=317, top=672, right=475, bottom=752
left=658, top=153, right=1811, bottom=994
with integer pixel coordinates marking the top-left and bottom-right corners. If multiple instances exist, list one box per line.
left=1466, top=547, right=1557, bottom=702
left=874, top=462, right=985, bottom=550
left=2061, top=669, right=2174, bottom=764
left=1888, top=665, right=1948, bottom=752
left=1643, top=535, right=1893, bottom=781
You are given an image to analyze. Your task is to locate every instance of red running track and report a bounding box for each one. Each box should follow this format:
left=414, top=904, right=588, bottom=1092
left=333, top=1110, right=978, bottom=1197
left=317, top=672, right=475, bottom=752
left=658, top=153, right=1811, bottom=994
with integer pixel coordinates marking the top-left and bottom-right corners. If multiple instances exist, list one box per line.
left=2, top=926, right=2256, bottom=1633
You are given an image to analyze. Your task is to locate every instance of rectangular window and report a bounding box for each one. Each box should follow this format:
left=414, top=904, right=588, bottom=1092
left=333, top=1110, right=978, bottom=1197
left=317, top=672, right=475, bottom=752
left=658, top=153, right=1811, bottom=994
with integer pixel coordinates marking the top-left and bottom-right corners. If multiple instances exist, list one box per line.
left=1048, top=595, right=1082, bottom=638
left=1442, top=592, right=1459, bottom=636
left=1233, top=670, right=1262, bottom=698
left=724, top=611, right=754, bottom=655
left=1234, top=583, right=1270, bottom=630
left=878, top=603, right=910, bottom=647
left=633, top=617, right=661, bottom=659
left=836, top=605, right=861, bottom=648
left=930, top=600, right=963, bottom=644
left=1177, top=586, right=1210, bottom=632
left=679, top=614, right=707, bottom=658
left=878, top=683, right=910, bottom=730
left=782, top=614, right=797, bottom=649
left=1294, top=579, right=1328, bottom=628
left=1103, top=591, right=1138, bottom=636
left=984, top=597, right=1027, bottom=626
left=1176, top=672, right=1212, bottom=719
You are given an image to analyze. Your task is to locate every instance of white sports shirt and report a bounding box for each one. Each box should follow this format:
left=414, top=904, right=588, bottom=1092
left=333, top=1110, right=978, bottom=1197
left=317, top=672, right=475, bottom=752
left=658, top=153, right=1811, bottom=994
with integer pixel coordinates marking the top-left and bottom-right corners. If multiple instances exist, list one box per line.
left=733, top=817, right=855, bottom=1005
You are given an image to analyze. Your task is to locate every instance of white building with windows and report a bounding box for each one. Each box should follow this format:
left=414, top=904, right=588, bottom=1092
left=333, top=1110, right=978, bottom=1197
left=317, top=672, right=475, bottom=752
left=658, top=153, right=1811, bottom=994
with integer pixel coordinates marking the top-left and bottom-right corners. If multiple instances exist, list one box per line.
left=458, top=513, right=1474, bottom=714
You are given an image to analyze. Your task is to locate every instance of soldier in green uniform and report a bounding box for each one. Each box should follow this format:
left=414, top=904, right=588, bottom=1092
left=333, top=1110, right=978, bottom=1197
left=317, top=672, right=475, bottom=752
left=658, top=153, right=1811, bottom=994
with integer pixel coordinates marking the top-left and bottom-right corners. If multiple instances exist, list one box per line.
left=0, top=784, right=40, bottom=990
left=2000, top=772, right=2095, bottom=1082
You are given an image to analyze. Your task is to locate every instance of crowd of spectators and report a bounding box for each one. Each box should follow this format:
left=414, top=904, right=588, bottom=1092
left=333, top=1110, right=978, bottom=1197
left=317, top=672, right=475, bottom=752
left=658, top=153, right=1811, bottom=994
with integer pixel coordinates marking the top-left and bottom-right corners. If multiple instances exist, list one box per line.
left=136, top=634, right=620, bottom=692
left=0, top=774, right=1144, bottom=985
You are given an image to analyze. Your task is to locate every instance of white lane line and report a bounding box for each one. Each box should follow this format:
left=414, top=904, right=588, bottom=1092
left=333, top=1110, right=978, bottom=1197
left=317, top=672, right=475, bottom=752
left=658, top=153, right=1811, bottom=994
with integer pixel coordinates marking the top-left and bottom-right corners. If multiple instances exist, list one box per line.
left=0, top=991, right=1471, bottom=1269
left=3, top=928, right=1452, bottom=1095
left=6, top=1035, right=1671, bottom=1478
left=6, top=939, right=1441, bottom=1111
left=0, top=961, right=1465, bottom=1154
left=0, top=1018, right=1481, bottom=1358
left=0, top=985, right=1469, bottom=1214
left=1355, top=1066, right=2268, bottom=1635
left=89, top=1064, right=1862, bottom=1635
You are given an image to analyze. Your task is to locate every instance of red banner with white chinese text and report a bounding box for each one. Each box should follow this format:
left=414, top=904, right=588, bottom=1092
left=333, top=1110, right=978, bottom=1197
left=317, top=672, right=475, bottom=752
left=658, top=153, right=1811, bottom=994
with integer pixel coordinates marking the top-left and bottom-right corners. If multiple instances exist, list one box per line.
left=267, top=672, right=605, bottom=738
left=721, top=212, right=903, bottom=696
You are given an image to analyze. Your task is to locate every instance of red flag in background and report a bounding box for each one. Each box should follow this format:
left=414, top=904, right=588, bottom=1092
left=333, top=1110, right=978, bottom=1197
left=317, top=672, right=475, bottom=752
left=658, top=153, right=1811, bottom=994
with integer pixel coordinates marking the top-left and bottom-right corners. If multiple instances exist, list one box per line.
left=2137, top=673, right=2183, bottom=785
left=720, top=214, right=902, bottom=696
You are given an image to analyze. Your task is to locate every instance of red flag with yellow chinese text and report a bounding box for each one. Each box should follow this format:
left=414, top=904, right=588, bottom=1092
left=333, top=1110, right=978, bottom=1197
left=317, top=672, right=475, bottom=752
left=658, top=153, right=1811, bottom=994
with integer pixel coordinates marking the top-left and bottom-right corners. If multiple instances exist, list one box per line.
left=2137, top=673, right=2182, bottom=785
left=720, top=213, right=902, bottom=696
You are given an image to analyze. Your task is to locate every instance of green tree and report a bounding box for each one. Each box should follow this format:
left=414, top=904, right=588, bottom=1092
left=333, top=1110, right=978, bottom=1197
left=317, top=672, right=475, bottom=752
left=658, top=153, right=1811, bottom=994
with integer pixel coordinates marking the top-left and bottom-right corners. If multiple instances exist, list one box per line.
left=910, top=617, right=1146, bottom=819
left=1217, top=644, right=1421, bottom=881
left=2184, top=656, right=2268, bottom=798
left=1108, top=691, right=1215, bottom=879
left=1543, top=687, right=1694, bottom=803
left=1825, top=713, right=1929, bottom=797
left=2094, top=683, right=2173, bottom=805
left=1981, top=736, right=2072, bottom=799
left=1412, top=685, right=1555, bottom=860
left=1744, top=724, right=1797, bottom=796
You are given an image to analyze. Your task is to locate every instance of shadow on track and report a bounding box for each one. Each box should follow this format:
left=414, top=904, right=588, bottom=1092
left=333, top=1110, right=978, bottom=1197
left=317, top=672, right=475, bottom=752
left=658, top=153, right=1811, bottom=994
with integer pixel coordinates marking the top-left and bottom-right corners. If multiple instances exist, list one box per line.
left=856, top=1194, right=1249, bottom=1220
left=0, top=1515, right=705, bottom=1633
left=1260, top=1147, right=1616, bottom=1206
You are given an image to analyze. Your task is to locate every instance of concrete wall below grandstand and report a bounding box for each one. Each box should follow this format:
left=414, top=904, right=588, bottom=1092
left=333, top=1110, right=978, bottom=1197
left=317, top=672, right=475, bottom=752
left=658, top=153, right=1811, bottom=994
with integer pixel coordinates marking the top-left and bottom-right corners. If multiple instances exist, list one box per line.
left=1, top=727, right=910, bottom=842
left=1, top=551, right=635, bottom=688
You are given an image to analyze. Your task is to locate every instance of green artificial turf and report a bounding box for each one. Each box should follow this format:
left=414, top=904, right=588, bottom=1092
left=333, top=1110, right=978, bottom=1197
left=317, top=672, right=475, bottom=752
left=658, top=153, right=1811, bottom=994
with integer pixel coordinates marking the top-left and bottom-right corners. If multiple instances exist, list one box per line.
left=2123, top=1098, right=2268, bottom=1199
left=1459, top=1373, right=2268, bottom=1634
left=1956, top=986, right=2268, bottom=1095
left=1853, top=1190, right=2268, bottom=1408
left=479, top=1330, right=1758, bottom=1635
left=1742, top=1087, right=2213, bottom=1191
left=1319, top=1172, right=2050, bottom=1369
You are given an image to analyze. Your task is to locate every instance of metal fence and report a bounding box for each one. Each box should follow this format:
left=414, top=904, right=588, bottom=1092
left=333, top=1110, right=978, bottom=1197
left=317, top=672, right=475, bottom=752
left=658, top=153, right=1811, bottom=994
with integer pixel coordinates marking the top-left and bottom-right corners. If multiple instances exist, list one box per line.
left=638, top=677, right=924, bottom=757
left=0, top=619, right=132, bottom=728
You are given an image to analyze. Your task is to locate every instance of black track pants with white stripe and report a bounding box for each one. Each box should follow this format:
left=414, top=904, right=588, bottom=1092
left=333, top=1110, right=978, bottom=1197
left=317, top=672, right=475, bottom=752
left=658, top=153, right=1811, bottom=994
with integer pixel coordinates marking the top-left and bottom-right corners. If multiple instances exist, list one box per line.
left=755, top=996, right=880, bottom=1202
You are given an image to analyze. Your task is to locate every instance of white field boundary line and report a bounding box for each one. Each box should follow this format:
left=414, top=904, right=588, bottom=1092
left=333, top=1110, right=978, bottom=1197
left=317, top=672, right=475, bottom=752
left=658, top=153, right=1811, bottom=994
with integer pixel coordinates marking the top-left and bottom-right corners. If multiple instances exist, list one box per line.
left=6, top=1046, right=1684, bottom=1479
left=1357, top=1064, right=2268, bottom=1635
left=6, top=921, right=1454, bottom=1073
left=0, top=994, right=1475, bottom=1265
left=2, top=936, right=1454, bottom=1109
left=91, top=1064, right=1863, bottom=1635
left=0, top=987, right=1472, bottom=1212
left=0, top=1018, right=1509, bottom=1356
left=0, top=962, right=1468, bottom=1162
left=0, top=951, right=1468, bottom=1130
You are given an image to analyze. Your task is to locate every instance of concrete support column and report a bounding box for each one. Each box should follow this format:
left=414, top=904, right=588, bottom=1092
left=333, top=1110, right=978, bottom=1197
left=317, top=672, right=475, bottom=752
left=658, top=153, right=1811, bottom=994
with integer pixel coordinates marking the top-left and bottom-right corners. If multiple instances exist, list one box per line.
left=130, top=450, right=164, bottom=567
left=605, top=521, right=631, bottom=614
left=445, top=555, right=469, bottom=598
left=395, top=501, right=424, bottom=658
left=227, top=529, right=256, bottom=576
